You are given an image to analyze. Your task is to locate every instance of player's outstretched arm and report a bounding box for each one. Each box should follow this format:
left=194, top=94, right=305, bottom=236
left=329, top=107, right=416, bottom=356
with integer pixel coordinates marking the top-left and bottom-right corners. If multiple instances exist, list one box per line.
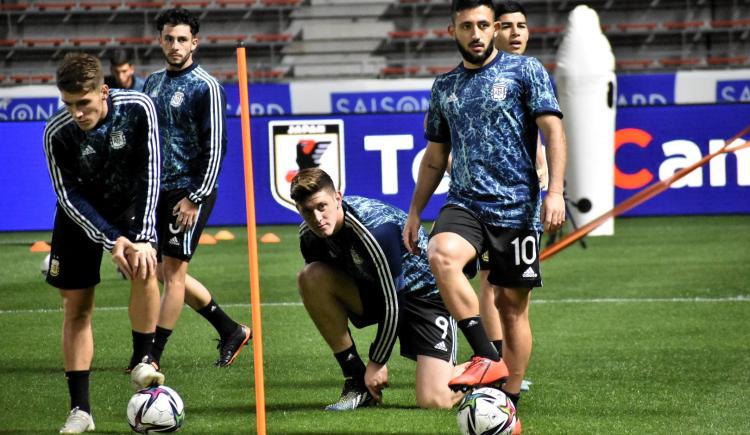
left=537, top=114, right=567, bottom=233
left=404, top=141, right=449, bottom=253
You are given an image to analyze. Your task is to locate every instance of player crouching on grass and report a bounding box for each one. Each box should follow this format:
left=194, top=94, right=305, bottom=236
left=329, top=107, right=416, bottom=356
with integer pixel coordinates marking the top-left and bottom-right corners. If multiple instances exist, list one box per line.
left=291, top=168, right=467, bottom=410
left=44, top=52, right=165, bottom=434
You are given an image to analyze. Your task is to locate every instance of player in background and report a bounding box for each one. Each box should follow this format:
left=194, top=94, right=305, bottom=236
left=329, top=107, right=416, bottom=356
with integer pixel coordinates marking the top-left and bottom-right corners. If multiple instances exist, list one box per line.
left=104, top=49, right=145, bottom=92
left=292, top=168, right=467, bottom=411
left=139, top=7, right=250, bottom=371
left=403, top=0, right=567, bottom=431
left=44, top=53, right=164, bottom=433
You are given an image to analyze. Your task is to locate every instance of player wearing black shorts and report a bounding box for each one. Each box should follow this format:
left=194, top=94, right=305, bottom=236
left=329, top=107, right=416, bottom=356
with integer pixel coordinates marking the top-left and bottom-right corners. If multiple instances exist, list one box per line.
left=139, top=8, right=250, bottom=370
left=44, top=53, right=164, bottom=433
left=404, top=0, right=568, bottom=425
left=292, top=168, right=465, bottom=411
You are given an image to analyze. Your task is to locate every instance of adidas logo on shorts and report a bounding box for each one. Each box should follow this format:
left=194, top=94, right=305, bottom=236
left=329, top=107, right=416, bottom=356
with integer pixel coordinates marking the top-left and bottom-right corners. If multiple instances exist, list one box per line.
left=434, top=341, right=448, bottom=352
left=522, top=267, right=538, bottom=279
left=169, top=236, right=180, bottom=246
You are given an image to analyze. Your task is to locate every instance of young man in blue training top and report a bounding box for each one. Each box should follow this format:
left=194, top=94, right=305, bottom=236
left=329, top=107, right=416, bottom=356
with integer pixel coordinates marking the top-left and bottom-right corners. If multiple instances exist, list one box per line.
left=139, top=7, right=250, bottom=371
left=44, top=52, right=164, bottom=434
left=292, top=168, right=466, bottom=411
left=404, top=0, right=568, bottom=431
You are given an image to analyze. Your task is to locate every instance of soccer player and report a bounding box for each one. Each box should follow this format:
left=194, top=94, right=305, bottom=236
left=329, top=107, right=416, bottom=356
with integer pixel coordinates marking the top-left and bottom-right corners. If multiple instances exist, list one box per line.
left=104, top=49, right=145, bottom=92
left=44, top=52, right=164, bottom=433
left=292, top=168, right=466, bottom=410
left=139, top=7, right=250, bottom=370
left=403, top=0, right=567, bottom=429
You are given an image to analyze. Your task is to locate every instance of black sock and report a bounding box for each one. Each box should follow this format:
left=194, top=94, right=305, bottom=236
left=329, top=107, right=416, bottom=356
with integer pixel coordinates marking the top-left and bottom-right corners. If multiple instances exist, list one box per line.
left=501, top=388, right=520, bottom=407
left=492, top=340, right=503, bottom=357
left=197, top=298, right=238, bottom=339
left=65, top=370, right=90, bottom=414
left=334, top=344, right=366, bottom=380
left=130, top=330, right=155, bottom=368
left=457, top=316, right=500, bottom=361
left=151, top=326, right=172, bottom=365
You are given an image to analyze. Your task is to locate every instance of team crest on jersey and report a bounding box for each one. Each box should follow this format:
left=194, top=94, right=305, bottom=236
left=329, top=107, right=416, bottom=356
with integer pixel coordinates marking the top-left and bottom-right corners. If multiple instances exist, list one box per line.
left=269, top=119, right=346, bottom=212
left=49, top=258, right=60, bottom=277
left=492, top=80, right=510, bottom=101
left=110, top=131, right=126, bottom=149
left=170, top=91, right=185, bottom=108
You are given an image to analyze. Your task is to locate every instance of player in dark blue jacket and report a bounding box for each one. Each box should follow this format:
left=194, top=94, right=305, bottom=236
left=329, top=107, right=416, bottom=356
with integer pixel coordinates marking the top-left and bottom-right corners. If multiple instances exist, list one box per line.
left=292, top=168, right=466, bottom=411
left=44, top=52, right=164, bottom=434
left=141, top=7, right=249, bottom=370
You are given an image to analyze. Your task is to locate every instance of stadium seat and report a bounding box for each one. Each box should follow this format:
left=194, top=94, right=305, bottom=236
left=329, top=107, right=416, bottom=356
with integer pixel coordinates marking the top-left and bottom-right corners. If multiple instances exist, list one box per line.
left=388, top=30, right=428, bottom=39
left=380, top=66, right=420, bottom=77
left=616, top=59, right=654, bottom=69
left=9, top=74, right=52, bottom=84
left=249, top=69, right=287, bottom=79
left=0, top=3, right=28, bottom=12
left=172, top=1, right=211, bottom=8
left=115, top=36, right=156, bottom=45
left=616, top=22, right=658, bottom=32
left=207, top=34, right=248, bottom=43
left=35, top=2, right=76, bottom=11
left=426, top=65, right=455, bottom=75
left=23, top=38, right=65, bottom=47
left=71, top=37, right=112, bottom=47
left=0, top=39, right=17, bottom=47
left=432, top=28, right=451, bottom=38
left=663, top=20, right=705, bottom=30
left=706, top=55, right=749, bottom=66
left=126, top=1, right=163, bottom=9
left=261, top=0, right=300, bottom=6
left=658, top=57, right=701, bottom=67
left=529, top=26, right=564, bottom=35
left=544, top=62, right=557, bottom=71
left=81, top=2, right=122, bottom=10
left=212, top=70, right=238, bottom=81
left=217, top=0, right=256, bottom=6
left=253, top=33, right=292, bottom=42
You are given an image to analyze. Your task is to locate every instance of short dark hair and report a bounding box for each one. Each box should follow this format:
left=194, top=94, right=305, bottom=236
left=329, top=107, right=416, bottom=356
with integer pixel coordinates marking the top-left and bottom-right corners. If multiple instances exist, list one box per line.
left=155, top=8, right=200, bottom=36
left=290, top=168, right=336, bottom=203
left=451, top=0, right=495, bottom=19
left=56, top=52, right=103, bottom=93
left=496, top=1, right=527, bottom=18
left=109, top=49, right=133, bottom=67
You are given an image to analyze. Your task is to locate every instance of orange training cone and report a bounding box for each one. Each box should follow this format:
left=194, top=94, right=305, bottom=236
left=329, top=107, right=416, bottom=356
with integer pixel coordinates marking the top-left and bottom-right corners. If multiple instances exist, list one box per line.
left=215, top=230, right=235, bottom=241
left=30, top=241, right=51, bottom=252
left=259, top=232, right=281, bottom=244
left=199, top=234, right=217, bottom=245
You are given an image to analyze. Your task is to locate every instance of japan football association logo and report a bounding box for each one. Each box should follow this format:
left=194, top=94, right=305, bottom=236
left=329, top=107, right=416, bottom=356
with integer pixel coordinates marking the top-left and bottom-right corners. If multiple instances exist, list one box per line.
left=269, top=120, right=346, bottom=212
left=110, top=131, right=126, bottom=149
left=492, top=80, right=510, bottom=101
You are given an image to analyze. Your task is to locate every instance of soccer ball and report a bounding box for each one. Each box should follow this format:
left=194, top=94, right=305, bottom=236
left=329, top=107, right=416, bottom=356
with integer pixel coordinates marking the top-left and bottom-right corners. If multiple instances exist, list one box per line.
left=456, top=387, right=516, bottom=435
left=127, top=385, right=185, bottom=433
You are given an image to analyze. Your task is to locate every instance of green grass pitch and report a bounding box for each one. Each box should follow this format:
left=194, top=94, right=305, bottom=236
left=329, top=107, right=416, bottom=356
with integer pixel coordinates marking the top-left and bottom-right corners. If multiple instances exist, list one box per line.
left=0, top=215, right=748, bottom=434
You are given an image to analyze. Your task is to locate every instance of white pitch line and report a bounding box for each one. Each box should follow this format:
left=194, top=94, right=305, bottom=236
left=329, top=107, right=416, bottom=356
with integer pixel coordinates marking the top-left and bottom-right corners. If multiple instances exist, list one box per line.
left=1, top=295, right=748, bottom=316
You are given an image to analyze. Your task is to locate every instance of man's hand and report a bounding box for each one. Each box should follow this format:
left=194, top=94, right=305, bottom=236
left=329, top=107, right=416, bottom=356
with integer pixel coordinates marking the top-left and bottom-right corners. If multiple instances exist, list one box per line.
left=111, top=237, right=156, bottom=281
left=541, top=191, right=566, bottom=233
left=172, top=197, right=199, bottom=231
left=364, top=361, right=389, bottom=403
left=402, top=213, right=422, bottom=254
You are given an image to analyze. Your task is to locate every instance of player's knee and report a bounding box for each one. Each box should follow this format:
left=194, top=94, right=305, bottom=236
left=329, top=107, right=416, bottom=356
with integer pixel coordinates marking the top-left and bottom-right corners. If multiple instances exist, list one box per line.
left=297, top=262, right=328, bottom=295
left=416, top=390, right=454, bottom=409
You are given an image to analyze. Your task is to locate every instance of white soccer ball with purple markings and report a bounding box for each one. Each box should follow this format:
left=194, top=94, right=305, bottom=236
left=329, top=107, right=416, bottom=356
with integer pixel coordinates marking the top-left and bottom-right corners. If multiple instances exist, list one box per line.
left=456, top=387, right=517, bottom=435
left=127, top=385, right=185, bottom=433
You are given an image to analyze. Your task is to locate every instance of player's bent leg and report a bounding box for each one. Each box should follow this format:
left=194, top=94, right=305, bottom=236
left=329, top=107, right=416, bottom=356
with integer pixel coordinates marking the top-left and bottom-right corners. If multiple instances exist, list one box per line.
left=479, top=271, right=504, bottom=343
left=415, top=355, right=465, bottom=409
left=158, top=256, right=189, bottom=329
left=128, top=275, right=161, bottom=333
left=495, top=286, right=532, bottom=395
left=60, top=288, right=95, bottom=371
left=427, top=233, right=480, bottom=319
left=297, top=261, right=363, bottom=352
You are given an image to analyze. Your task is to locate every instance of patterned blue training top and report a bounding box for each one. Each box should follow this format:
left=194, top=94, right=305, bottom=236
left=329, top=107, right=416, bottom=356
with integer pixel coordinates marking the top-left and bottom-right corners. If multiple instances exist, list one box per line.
left=425, top=51, right=562, bottom=231
left=299, top=196, right=438, bottom=364
left=143, top=63, right=226, bottom=204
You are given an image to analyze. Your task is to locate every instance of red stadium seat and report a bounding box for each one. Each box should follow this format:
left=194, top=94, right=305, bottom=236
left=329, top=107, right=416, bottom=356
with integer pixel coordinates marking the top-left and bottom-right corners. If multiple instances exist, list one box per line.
left=36, top=2, right=76, bottom=11
left=711, top=18, right=750, bottom=29
left=71, top=37, right=112, bottom=46
left=0, top=39, right=17, bottom=47
left=31, top=74, right=54, bottom=84
left=249, top=69, right=286, bottom=79
left=81, top=2, right=121, bottom=10
left=663, top=20, right=705, bottom=30
left=616, top=59, right=654, bottom=69
left=706, top=55, right=749, bottom=66
left=212, top=70, right=238, bottom=81
left=261, top=0, right=300, bottom=5
left=173, top=1, right=211, bottom=8
left=426, top=65, right=455, bottom=75
left=544, top=62, right=557, bottom=71
left=252, top=33, right=292, bottom=42
left=432, top=28, right=450, bottom=38
left=529, top=26, right=564, bottom=34
left=616, top=22, right=658, bottom=32
left=388, top=30, right=428, bottom=39
left=115, top=36, right=156, bottom=45
left=217, top=0, right=256, bottom=6
left=126, top=1, right=163, bottom=9
left=207, top=34, right=248, bottom=43
left=659, top=57, right=701, bottom=67
left=380, top=66, right=421, bottom=76
left=23, top=38, right=65, bottom=47
left=0, top=3, right=28, bottom=11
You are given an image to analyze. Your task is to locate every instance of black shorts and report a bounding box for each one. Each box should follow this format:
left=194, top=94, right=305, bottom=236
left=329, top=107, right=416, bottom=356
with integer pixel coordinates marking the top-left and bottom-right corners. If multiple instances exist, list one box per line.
left=350, top=286, right=457, bottom=364
left=156, top=189, right=217, bottom=262
left=47, top=206, right=135, bottom=290
left=431, top=205, right=543, bottom=288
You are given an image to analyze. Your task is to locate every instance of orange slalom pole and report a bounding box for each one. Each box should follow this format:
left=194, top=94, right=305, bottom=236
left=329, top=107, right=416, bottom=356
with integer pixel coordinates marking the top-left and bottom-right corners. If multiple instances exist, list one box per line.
left=541, top=123, right=750, bottom=261
left=236, top=44, right=267, bottom=435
